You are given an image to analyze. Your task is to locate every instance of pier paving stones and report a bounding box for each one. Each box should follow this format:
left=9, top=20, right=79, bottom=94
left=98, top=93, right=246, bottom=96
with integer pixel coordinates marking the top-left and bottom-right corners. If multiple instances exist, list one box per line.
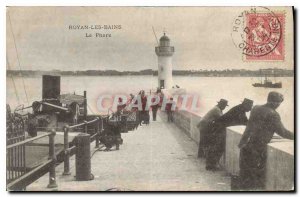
left=27, top=112, right=230, bottom=191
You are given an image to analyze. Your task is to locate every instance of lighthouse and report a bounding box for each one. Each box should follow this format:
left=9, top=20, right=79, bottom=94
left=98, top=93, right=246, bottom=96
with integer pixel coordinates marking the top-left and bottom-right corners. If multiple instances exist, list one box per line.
left=155, top=33, right=175, bottom=89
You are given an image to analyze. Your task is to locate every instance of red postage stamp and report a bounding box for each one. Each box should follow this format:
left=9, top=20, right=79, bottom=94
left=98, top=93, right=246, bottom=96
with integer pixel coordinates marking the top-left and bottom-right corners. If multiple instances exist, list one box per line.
left=244, top=12, right=285, bottom=61
left=231, top=7, right=285, bottom=61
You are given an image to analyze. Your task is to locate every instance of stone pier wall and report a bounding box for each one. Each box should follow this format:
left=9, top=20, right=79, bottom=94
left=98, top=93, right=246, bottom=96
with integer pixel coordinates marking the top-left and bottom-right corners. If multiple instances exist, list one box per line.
left=172, top=110, right=294, bottom=191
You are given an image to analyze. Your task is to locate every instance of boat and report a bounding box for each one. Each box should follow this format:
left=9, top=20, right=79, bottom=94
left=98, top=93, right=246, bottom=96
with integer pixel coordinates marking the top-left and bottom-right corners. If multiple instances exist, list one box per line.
left=252, top=69, right=282, bottom=88
left=252, top=80, right=282, bottom=88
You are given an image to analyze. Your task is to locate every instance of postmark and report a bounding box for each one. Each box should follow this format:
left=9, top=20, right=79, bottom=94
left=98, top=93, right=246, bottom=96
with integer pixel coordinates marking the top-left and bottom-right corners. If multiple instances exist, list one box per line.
left=231, top=7, right=285, bottom=61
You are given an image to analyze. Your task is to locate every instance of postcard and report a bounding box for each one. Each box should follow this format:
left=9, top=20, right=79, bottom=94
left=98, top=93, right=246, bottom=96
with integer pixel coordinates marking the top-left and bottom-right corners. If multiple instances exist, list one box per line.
left=6, top=6, right=294, bottom=191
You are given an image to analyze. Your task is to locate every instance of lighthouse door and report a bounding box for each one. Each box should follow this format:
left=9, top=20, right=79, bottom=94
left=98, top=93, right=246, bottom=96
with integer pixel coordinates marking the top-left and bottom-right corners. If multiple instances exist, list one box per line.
left=160, top=80, right=165, bottom=89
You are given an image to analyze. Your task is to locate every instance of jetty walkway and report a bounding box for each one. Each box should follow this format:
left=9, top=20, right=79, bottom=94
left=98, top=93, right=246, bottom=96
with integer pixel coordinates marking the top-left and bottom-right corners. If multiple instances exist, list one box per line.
left=27, top=111, right=230, bottom=191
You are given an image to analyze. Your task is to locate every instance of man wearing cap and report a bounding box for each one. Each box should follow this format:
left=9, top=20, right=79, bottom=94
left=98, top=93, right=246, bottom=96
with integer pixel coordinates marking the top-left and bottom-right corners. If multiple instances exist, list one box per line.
left=197, top=99, right=228, bottom=158
left=238, top=92, right=294, bottom=190
left=206, top=98, right=254, bottom=171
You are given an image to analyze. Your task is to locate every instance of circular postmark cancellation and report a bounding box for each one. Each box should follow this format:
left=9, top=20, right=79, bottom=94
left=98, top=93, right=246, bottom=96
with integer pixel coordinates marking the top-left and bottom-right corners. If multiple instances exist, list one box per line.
left=231, top=7, right=283, bottom=59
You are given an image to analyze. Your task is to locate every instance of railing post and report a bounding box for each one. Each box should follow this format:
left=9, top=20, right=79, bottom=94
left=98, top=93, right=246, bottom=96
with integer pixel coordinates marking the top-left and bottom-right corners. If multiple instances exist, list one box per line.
left=95, top=118, right=100, bottom=148
left=83, top=91, right=87, bottom=120
left=84, top=121, right=88, bottom=133
left=62, top=126, right=71, bottom=175
left=47, top=129, right=57, bottom=188
left=100, top=117, right=104, bottom=133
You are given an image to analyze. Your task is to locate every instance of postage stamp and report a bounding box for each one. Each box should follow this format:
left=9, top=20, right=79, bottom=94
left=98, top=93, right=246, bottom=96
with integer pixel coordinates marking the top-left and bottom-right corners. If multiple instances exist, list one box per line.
left=231, top=7, right=285, bottom=61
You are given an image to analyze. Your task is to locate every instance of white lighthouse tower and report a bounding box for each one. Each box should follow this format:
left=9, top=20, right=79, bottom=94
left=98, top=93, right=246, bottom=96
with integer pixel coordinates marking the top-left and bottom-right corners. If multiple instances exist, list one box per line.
left=155, top=33, right=174, bottom=89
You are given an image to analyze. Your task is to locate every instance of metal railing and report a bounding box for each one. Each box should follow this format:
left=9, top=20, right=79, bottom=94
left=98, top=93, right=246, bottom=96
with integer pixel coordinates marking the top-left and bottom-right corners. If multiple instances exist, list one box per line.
left=62, top=117, right=104, bottom=176
left=7, top=116, right=26, bottom=185
left=7, top=116, right=105, bottom=190
left=6, top=135, right=26, bottom=185
left=6, top=130, right=57, bottom=190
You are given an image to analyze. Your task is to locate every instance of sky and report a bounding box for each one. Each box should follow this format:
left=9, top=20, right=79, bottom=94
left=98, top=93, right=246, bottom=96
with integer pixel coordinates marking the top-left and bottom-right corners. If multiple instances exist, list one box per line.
left=6, top=6, right=294, bottom=71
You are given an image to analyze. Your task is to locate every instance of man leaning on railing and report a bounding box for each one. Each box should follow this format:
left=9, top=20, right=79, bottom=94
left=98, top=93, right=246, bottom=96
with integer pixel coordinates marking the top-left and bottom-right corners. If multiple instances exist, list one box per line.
left=238, top=91, right=294, bottom=191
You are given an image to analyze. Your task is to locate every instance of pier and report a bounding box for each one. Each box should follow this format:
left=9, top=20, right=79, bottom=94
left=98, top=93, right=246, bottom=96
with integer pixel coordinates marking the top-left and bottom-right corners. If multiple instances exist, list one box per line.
left=6, top=95, right=294, bottom=191
left=27, top=111, right=230, bottom=191
left=21, top=109, right=293, bottom=191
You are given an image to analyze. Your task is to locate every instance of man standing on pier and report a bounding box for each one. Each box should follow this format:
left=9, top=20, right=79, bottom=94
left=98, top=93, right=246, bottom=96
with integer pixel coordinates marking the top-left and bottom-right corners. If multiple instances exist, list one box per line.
left=151, top=91, right=161, bottom=121
left=197, top=99, right=228, bottom=158
left=238, top=92, right=294, bottom=190
left=206, top=98, right=253, bottom=171
left=140, top=90, right=150, bottom=125
left=166, top=97, right=176, bottom=122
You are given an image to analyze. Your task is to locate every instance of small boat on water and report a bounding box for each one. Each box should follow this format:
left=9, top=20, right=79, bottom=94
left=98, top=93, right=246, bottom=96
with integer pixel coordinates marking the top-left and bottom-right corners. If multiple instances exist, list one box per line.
left=252, top=80, right=282, bottom=88
left=252, top=69, right=282, bottom=88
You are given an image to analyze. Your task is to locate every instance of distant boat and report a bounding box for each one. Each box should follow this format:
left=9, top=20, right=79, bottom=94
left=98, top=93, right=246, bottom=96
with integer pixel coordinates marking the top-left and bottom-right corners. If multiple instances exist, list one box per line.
left=252, top=69, right=282, bottom=88
left=252, top=80, right=282, bottom=88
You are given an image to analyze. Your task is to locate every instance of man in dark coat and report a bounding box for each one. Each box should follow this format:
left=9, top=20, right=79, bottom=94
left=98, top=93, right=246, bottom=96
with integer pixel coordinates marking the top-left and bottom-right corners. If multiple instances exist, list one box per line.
left=166, top=97, right=176, bottom=122
left=140, top=90, right=149, bottom=125
left=206, top=98, right=253, bottom=171
left=151, top=92, right=161, bottom=121
left=151, top=101, right=159, bottom=121
left=238, top=92, right=294, bottom=190
left=197, top=99, right=228, bottom=158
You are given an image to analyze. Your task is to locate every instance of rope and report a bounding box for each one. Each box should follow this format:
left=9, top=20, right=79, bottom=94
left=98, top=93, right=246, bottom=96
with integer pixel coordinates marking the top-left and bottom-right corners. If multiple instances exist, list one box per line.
left=90, top=144, right=106, bottom=158
left=152, top=26, right=159, bottom=45
left=8, top=11, right=29, bottom=105
left=6, top=56, right=20, bottom=104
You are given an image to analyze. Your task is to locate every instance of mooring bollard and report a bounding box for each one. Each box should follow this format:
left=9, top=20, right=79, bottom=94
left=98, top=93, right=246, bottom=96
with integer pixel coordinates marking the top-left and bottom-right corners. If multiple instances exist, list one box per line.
left=47, top=130, right=57, bottom=188
left=62, top=126, right=71, bottom=175
left=83, top=91, right=87, bottom=120
left=75, top=133, right=94, bottom=181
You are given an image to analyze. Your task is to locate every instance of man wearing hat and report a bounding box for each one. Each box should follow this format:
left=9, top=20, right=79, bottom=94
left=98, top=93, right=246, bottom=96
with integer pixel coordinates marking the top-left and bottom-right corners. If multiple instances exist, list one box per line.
left=197, top=99, right=228, bottom=158
left=238, top=92, right=294, bottom=190
left=206, top=98, right=254, bottom=171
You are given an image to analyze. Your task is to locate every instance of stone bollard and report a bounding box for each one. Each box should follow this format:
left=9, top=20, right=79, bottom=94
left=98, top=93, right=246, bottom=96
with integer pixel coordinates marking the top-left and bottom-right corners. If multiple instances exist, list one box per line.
left=75, top=133, right=94, bottom=181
